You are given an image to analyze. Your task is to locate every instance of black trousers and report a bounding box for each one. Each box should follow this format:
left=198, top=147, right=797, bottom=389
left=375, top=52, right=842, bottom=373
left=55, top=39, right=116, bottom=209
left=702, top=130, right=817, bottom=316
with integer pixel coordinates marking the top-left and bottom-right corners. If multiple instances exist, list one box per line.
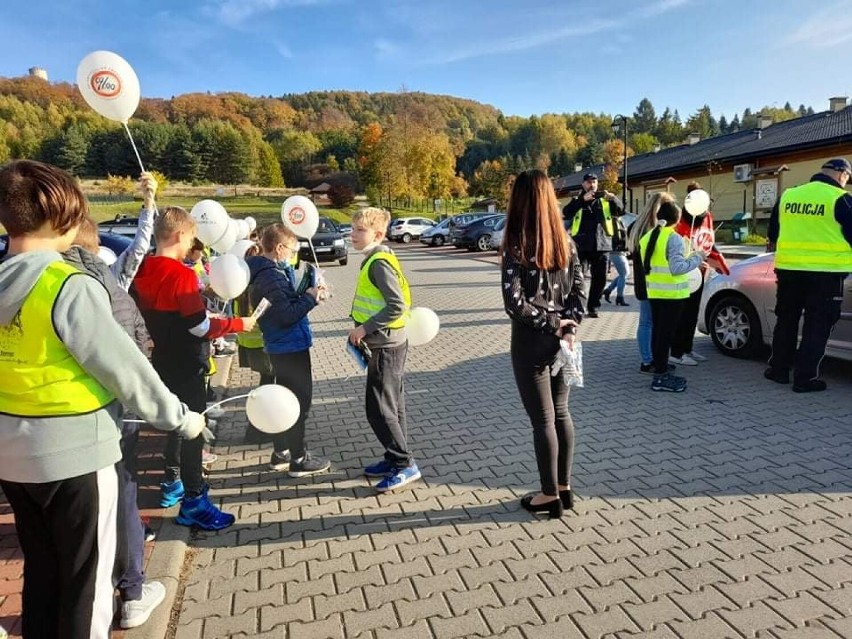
left=768, top=270, right=845, bottom=385
left=365, top=342, right=411, bottom=469
left=117, top=420, right=144, bottom=601
left=1, top=466, right=126, bottom=639
left=270, top=351, right=313, bottom=458
left=650, top=299, right=685, bottom=374
left=671, top=280, right=704, bottom=358
left=510, top=323, right=575, bottom=496
left=160, top=371, right=206, bottom=496
left=579, top=251, right=608, bottom=311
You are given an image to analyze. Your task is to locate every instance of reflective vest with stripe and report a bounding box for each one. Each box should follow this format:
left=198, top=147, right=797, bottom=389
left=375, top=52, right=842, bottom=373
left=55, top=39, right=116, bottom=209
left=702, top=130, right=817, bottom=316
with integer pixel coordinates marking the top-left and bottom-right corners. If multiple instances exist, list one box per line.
left=571, top=199, right=613, bottom=236
left=0, top=262, right=115, bottom=417
left=775, top=181, right=852, bottom=272
left=638, top=227, right=690, bottom=300
left=351, top=252, right=411, bottom=328
left=233, top=298, right=265, bottom=349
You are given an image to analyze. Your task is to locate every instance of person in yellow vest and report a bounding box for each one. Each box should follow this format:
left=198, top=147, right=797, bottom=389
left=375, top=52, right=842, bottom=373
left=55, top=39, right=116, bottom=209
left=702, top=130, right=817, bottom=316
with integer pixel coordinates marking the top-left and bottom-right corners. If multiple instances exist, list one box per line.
left=562, top=172, right=624, bottom=317
left=348, top=207, right=420, bottom=492
left=765, top=157, right=852, bottom=392
left=0, top=160, right=209, bottom=639
left=636, top=199, right=705, bottom=392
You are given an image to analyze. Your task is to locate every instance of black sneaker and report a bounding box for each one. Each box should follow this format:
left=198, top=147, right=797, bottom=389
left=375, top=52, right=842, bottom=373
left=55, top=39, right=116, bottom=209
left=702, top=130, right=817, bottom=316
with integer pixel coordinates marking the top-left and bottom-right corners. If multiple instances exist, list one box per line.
left=288, top=452, right=331, bottom=478
left=640, top=363, right=675, bottom=375
left=764, top=367, right=790, bottom=384
left=269, top=450, right=292, bottom=471
left=586, top=310, right=599, bottom=318
left=793, top=379, right=827, bottom=393
left=651, top=373, right=687, bottom=392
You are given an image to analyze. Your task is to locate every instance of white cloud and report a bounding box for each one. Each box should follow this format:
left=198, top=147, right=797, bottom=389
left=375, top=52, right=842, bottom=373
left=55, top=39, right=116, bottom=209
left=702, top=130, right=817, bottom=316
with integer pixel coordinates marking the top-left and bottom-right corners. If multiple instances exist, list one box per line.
left=275, top=42, right=294, bottom=59
left=212, top=0, right=335, bottom=26
left=787, top=6, right=852, bottom=48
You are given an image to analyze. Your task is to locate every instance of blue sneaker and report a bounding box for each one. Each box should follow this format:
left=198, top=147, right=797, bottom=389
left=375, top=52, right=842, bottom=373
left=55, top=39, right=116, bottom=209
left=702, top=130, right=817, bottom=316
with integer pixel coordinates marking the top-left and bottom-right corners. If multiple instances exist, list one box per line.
left=364, top=459, right=395, bottom=477
left=159, top=479, right=185, bottom=508
left=375, top=463, right=422, bottom=492
left=175, top=492, right=235, bottom=531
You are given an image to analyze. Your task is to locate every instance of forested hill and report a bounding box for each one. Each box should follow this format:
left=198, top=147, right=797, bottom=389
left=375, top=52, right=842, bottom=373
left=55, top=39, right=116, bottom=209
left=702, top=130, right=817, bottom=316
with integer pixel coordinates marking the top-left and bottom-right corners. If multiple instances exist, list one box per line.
left=0, top=75, right=814, bottom=203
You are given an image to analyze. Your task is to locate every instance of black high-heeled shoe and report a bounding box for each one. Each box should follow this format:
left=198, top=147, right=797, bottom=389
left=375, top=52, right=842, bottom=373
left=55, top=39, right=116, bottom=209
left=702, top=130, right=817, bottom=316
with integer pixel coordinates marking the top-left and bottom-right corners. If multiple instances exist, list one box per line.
left=520, top=494, right=564, bottom=519
left=559, top=489, right=574, bottom=510
left=615, top=298, right=629, bottom=307
left=603, top=290, right=612, bottom=304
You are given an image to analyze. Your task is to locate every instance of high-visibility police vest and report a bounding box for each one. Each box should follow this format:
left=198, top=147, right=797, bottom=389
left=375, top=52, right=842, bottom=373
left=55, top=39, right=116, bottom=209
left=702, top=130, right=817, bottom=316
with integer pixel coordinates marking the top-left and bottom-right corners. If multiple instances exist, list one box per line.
left=638, top=227, right=690, bottom=300
left=233, top=298, right=264, bottom=349
left=351, top=252, right=411, bottom=328
left=571, top=198, right=613, bottom=236
left=776, top=181, right=852, bottom=272
left=0, top=262, right=115, bottom=417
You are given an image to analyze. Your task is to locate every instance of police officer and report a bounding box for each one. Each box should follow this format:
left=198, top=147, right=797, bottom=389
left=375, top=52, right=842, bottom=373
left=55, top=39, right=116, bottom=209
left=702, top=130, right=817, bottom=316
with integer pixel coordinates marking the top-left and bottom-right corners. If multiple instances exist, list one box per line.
left=765, top=157, right=852, bottom=392
left=562, top=173, right=624, bottom=317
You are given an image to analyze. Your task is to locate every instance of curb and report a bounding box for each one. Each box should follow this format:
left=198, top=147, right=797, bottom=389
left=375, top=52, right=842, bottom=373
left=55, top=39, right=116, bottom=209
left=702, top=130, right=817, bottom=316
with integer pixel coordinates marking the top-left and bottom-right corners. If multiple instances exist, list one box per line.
left=124, top=351, right=236, bottom=639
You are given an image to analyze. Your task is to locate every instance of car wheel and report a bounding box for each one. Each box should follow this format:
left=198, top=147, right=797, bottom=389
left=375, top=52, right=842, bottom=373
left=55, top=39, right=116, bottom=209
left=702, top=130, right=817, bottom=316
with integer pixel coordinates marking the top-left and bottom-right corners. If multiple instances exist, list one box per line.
left=476, top=234, right=491, bottom=252
left=339, top=257, right=348, bottom=266
left=708, top=294, right=763, bottom=359
left=433, top=235, right=445, bottom=247
left=401, top=233, right=412, bottom=243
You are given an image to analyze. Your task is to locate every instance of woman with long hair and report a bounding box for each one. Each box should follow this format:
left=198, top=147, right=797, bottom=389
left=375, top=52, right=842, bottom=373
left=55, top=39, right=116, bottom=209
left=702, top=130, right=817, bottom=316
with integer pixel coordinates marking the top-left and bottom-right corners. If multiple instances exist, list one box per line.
left=501, top=170, right=585, bottom=519
left=627, top=192, right=674, bottom=373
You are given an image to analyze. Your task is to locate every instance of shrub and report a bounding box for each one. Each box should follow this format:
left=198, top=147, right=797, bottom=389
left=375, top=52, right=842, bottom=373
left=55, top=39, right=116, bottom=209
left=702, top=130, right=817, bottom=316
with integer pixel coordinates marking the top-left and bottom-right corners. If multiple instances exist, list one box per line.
left=744, top=233, right=767, bottom=246
left=328, top=183, right=355, bottom=208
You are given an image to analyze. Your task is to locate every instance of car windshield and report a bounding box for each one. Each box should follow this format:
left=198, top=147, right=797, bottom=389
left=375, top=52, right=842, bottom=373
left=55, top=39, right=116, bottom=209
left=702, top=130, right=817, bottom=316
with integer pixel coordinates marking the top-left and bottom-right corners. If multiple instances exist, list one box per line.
left=316, top=218, right=337, bottom=233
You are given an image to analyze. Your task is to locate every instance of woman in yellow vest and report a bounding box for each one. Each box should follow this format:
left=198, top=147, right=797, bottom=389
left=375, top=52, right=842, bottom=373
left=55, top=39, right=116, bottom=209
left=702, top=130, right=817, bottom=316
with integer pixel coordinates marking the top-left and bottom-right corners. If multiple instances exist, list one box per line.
left=637, top=200, right=705, bottom=392
left=0, top=160, right=209, bottom=639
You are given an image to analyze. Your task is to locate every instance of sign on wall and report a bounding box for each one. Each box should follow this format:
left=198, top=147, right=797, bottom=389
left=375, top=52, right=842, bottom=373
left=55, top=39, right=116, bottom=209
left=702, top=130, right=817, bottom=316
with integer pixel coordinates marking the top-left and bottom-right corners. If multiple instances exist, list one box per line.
left=755, top=179, right=778, bottom=209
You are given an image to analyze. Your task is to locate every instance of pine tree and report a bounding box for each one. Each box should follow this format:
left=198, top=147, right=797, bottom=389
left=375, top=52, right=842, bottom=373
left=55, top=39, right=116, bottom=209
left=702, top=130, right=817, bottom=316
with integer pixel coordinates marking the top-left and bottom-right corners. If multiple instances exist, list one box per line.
left=631, top=98, right=657, bottom=135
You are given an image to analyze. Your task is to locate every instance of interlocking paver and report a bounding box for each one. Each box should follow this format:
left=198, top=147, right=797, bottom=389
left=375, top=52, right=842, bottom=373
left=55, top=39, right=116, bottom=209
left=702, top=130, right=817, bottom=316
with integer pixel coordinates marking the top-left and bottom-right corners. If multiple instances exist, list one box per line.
left=153, top=245, right=852, bottom=639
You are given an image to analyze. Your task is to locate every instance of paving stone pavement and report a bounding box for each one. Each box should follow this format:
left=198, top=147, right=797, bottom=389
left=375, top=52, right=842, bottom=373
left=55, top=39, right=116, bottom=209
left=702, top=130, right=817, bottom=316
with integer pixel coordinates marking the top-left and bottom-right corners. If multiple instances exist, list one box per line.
left=174, top=243, right=852, bottom=639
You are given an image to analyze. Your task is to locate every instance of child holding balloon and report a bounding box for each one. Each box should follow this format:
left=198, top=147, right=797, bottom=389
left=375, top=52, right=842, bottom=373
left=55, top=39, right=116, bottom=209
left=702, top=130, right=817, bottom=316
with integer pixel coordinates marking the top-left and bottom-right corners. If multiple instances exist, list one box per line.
left=348, top=207, right=421, bottom=492
left=246, top=223, right=330, bottom=477
left=131, top=206, right=257, bottom=529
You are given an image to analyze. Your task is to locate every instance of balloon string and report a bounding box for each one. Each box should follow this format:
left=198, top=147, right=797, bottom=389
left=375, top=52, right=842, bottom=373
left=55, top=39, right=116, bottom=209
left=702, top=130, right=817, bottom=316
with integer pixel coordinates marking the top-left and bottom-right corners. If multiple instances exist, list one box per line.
left=122, top=394, right=251, bottom=424
left=122, top=122, right=146, bottom=174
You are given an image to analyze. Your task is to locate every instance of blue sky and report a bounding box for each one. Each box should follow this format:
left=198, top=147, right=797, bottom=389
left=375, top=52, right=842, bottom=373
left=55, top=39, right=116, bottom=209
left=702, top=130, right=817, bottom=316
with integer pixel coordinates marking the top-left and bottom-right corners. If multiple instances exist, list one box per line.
left=1, top=0, right=850, bottom=120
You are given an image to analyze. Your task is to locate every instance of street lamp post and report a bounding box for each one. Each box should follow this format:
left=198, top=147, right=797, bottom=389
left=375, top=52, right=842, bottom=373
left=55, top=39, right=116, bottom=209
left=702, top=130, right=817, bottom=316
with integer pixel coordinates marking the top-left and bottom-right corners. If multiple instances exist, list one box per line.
left=611, top=115, right=629, bottom=209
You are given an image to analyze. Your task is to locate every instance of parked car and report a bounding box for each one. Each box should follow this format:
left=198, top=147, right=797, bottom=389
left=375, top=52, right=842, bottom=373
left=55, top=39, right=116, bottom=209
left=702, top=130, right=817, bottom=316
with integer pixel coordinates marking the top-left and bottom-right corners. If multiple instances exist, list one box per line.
left=698, top=253, right=852, bottom=360
left=299, top=217, right=348, bottom=265
left=420, top=218, right=452, bottom=246
left=338, top=223, right=352, bottom=238
left=451, top=214, right=505, bottom=252
left=448, top=212, right=494, bottom=232
left=388, top=217, right=435, bottom=243
left=1, top=232, right=132, bottom=261
left=489, top=217, right=506, bottom=250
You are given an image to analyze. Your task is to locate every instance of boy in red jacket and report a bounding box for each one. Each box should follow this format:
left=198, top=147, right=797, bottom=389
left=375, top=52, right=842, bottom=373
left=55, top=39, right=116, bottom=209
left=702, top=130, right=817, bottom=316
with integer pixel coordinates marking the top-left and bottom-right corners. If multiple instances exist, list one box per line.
left=132, top=206, right=256, bottom=530
left=670, top=182, right=730, bottom=366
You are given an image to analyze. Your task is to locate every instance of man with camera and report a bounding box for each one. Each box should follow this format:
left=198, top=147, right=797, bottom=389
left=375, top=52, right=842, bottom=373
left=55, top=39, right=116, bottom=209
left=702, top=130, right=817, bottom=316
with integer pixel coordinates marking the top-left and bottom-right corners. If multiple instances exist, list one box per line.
left=562, top=173, right=624, bottom=317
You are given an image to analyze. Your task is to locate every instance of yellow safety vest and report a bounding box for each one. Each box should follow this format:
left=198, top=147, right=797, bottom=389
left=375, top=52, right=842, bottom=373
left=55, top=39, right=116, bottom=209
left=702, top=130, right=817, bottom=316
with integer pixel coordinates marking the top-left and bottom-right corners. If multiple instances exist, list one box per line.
left=571, top=198, right=613, bottom=236
left=351, top=252, right=411, bottom=328
left=233, top=298, right=264, bottom=349
left=0, top=262, right=115, bottom=417
left=638, top=227, right=690, bottom=300
left=776, top=181, right=852, bottom=272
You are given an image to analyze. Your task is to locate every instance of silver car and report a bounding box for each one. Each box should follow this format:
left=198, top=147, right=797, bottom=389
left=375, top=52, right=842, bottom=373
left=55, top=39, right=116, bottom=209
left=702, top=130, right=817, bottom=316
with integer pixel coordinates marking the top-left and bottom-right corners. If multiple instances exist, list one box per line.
left=698, top=253, right=852, bottom=360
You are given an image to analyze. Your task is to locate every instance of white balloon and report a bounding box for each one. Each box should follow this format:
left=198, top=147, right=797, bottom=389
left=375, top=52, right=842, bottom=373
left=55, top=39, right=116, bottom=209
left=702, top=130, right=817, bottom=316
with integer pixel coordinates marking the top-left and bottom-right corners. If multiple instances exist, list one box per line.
left=191, top=200, right=231, bottom=246
left=281, top=195, right=319, bottom=239
left=235, top=218, right=251, bottom=240
left=245, top=384, right=300, bottom=434
left=228, top=239, right=256, bottom=258
left=211, top=218, right=239, bottom=253
left=687, top=268, right=704, bottom=294
left=407, top=307, right=440, bottom=346
left=684, top=189, right=711, bottom=217
left=208, top=253, right=249, bottom=299
left=76, top=51, right=141, bottom=124
left=245, top=216, right=257, bottom=232
left=97, top=246, right=117, bottom=266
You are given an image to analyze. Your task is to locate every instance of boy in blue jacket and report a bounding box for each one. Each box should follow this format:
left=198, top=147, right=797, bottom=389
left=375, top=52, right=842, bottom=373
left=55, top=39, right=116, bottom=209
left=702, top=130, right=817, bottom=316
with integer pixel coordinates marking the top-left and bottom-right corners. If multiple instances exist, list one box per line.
left=246, top=223, right=330, bottom=477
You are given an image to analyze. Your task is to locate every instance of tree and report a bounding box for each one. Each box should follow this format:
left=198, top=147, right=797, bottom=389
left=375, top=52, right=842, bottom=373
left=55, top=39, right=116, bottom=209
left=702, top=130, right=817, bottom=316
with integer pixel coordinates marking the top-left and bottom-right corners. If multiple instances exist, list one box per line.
left=655, top=108, right=684, bottom=146
left=718, top=114, right=729, bottom=135
left=629, top=132, right=659, bottom=154
left=328, top=183, right=355, bottom=207
left=631, top=98, right=657, bottom=135
left=104, top=174, right=135, bottom=196
left=549, top=148, right=573, bottom=176
left=267, top=128, right=323, bottom=186
left=728, top=114, right=741, bottom=133
left=41, top=124, right=90, bottom=175
left=575, top=141, right=604, bottom=168
left=686, top=105, right=719, bottom=139
left=163, top=124, right=204, bottom=182
left=255, top=141, right=285, bottom=187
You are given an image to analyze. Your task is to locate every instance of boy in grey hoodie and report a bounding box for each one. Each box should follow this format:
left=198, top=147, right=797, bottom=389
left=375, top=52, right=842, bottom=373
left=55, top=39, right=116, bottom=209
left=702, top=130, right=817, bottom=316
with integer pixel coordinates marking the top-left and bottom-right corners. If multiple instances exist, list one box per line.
left=0, top=160, right=207, bottom=639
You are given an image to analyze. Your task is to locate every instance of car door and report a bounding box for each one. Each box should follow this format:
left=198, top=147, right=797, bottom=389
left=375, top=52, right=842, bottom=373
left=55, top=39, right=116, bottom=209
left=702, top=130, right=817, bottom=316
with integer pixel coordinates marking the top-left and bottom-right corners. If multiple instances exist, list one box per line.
left=827, top=274, right=852, bottom=352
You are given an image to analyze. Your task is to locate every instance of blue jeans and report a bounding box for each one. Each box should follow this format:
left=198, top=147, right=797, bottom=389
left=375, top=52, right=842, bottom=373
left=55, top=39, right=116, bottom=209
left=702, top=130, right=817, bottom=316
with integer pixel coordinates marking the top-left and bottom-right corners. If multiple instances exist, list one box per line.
left=638, top=300, right=653, bottom=364
left=604, top=253, right=629, bottom=299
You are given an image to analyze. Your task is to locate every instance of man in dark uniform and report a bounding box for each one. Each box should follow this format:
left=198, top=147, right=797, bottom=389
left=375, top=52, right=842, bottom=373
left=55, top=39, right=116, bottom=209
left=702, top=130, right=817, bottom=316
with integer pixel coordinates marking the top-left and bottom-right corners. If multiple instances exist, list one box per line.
left=562, top=173, right=624, bottom=317
left=765, top=157, right=852, bottom=392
